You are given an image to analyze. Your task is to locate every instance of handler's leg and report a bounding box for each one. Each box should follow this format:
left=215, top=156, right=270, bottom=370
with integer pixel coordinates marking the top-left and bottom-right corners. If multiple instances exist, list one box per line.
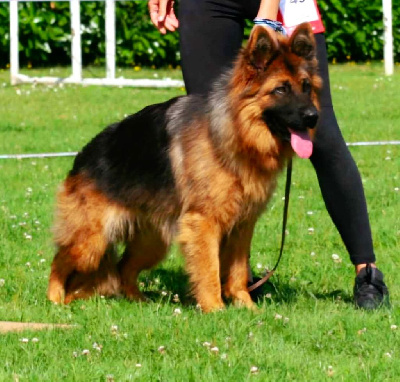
left=179, top=0, right=245, bottom=95
left=311, top=34, right=389, bottom=309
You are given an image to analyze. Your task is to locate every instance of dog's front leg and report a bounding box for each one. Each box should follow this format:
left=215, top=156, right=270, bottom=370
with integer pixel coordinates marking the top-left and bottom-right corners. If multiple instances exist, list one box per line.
left=220, top=219, right=257, bottom=310
left=179, top=212, right=224, bottom=312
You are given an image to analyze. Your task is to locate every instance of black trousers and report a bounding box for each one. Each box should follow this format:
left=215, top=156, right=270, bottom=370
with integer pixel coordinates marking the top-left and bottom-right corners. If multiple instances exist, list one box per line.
left=179, top=0, right=375, bottom=265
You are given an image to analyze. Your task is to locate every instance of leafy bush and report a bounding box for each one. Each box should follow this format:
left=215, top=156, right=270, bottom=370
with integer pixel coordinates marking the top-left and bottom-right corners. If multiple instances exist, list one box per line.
left=0, top=1, right=180, bottom=68
left=0, top=0, right=398, bottom=68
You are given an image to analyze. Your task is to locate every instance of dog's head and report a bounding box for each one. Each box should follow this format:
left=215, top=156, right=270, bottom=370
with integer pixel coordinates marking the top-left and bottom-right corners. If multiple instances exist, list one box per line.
left=231, top=23, right=322, bottom=159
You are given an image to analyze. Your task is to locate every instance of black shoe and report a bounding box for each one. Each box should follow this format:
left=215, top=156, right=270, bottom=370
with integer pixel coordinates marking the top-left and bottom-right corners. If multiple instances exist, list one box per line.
left=354, top=264, right=389, bottom=310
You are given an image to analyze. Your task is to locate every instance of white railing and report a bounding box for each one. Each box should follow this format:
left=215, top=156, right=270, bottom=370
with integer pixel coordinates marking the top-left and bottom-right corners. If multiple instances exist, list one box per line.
left=8, top=0, right=184, bottom=87
left=5, top=0, right=395, bottom=84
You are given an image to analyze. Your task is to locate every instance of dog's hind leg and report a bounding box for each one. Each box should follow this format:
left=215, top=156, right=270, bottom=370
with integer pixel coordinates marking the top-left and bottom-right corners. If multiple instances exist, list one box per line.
left=179, top=212, right=224, bottom=312
left=47, top=246, right=76, bottom=304
left=48, top=230, right=108, bottom=304
left=118, top=226, right=168, bottom=302
left=220, top=219, right=257, bottom=310
left=64, top=245, right=121, bottom=304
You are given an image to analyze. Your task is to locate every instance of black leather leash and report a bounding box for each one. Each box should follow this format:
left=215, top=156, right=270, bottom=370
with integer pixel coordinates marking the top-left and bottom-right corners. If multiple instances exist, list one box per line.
left=248, top=158, right=293, bottom=293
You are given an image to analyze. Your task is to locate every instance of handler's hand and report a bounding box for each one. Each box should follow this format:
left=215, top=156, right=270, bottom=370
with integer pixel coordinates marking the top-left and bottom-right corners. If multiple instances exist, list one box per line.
left=148, top=0, right=179, bottom=34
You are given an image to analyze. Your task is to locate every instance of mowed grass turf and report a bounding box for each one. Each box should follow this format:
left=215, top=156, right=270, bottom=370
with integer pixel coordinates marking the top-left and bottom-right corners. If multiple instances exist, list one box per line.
left=0, top=65, right=399, bottom=381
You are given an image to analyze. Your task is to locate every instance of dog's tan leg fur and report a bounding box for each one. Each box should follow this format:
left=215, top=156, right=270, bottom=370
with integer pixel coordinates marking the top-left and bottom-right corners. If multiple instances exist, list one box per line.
left=220, top=220, right=257, bottom=310
left=179, top=212, right=224, bottom=312
left=48, top=175, right=110, bottom=304
left=118, top=227, right=168, bottom=301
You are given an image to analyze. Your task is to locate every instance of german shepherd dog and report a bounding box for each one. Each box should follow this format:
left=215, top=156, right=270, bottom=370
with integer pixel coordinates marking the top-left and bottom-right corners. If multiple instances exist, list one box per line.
left=48, top=23, right=321, bottom=312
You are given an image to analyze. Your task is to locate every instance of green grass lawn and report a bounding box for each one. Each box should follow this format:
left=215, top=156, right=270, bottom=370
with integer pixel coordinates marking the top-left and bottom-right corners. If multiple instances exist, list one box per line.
left=0, top=64, right=399, bottom=381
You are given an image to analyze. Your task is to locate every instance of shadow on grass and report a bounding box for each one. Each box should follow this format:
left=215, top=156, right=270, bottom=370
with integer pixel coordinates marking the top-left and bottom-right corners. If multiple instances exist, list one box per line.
left=140, top=267, right=353, bottom=307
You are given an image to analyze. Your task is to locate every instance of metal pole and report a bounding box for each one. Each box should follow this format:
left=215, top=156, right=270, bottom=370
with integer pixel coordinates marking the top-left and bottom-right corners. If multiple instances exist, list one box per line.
left=70, top=0, right=82, bottom=80
left=383, top=0, right=394, bottom=75
left=105, top=0, right=116, bottom=79
left=10, top=0, right=19, bottom=85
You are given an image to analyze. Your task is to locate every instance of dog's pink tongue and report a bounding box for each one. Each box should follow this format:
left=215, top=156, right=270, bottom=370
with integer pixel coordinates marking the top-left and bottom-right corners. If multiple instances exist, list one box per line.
left=288, top=129, right=313, bottom=159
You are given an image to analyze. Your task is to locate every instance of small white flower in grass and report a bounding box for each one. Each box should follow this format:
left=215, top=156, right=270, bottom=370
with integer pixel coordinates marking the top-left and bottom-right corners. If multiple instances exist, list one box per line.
left=0, top=279, right=5, bottom=287
left=111, top=325, right=118, bottom=334
left=93, top=342, right=102, bottom=352
left=16, top=89, right=21, bottom=96
left=250, top=366, right=259, bottom=374
left=31, top=338, right=39, bottom=343
left=310, top=251, right=316, bottom=257
left=265, top=293, right=272, bottom=299
left=173, top=308, right=182, bottom=315
left=82, top=349, right=90, bottom=355
left=202, top=341, right=211, bottom=348
left=283, top=317, right=290, bottom=324
left=139, top=282, right=145, bottom=288
left=210, top=346, right=219, bottom=353
left=256, top=263, right=263, bottom=269
left=385, top=157, right=391, bottom=161
left=384, top=352, right=392, bottom=358
left=24, top=234, right=32, bottom=240
left=20, top=338, right=29, bottom=343
left=25, top=262, right=31, bottom=267
left=395, top=188, right=399, bottom=192
left=390, top=325, right=397, bottom=330
left=221, top=353, right=227, bottom=360
left=274, top=313, right=282, bottom=320
left=308, top=227, right=314, bottom=234
left=248, top=332, right=254, bottom=339
left=298, top=195, right=304, bottom=199
left=161, top=291, right=168, bottom=296
left=173, top=294, right=180, bottom=303
left=72, top=351, right=78, bottom=358
left=40, top=259, right=46, bottom=263
left=135, top=363, right=142, bottom=368
left=158, top=345, right=166, bottom=354
left=327, top=365, right=334, bottom=377
left=307, top=211, right=314, bottom=215
left=123, top=333, right=128, bottom=339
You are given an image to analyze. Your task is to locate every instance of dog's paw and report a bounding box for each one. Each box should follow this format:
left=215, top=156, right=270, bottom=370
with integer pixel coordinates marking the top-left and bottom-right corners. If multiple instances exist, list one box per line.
left=232, top=290, right=257, bottom=310
left=47, top=284, right=66, bottom=304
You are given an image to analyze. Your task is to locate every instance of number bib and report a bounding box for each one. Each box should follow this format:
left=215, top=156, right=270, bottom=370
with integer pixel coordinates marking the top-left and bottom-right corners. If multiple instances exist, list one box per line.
left=278, top=0, right=325, bottom=35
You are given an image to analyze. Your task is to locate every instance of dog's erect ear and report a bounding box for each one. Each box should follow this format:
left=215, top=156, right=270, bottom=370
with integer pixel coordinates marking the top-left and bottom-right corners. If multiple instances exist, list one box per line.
left=290, top=23, right=316, bottom=60
left=245, top=25, right=279, bottom=71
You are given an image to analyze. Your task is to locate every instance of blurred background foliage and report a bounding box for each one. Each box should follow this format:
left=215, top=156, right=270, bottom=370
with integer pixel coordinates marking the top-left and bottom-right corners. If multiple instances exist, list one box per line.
left=0, top=0, right=399, bottom=68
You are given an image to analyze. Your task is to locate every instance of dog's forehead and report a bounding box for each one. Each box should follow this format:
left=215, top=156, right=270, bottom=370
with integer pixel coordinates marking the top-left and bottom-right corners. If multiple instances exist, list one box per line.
left=267, top=53, right=310, bottom=82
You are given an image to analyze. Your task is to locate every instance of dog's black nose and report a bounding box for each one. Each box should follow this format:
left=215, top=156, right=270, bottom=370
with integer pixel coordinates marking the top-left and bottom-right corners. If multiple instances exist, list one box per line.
left=301, top=107, right=319, bottom=129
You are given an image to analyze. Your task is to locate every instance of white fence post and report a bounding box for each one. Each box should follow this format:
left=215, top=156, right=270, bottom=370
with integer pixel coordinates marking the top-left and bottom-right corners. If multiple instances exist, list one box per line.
left=383, top=0, right=394, bottom=76
left=70, top=0, right=82, bottom=81
left=9, top=0, right=19, bottom=85
left=105, top=0, right=116, bottom=79
left=7, top=0, right=184, bottom=89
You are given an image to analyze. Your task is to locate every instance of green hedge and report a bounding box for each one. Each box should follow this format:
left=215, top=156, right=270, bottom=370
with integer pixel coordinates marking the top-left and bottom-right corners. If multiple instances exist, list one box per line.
left=0, top=0, right=399, bottom=68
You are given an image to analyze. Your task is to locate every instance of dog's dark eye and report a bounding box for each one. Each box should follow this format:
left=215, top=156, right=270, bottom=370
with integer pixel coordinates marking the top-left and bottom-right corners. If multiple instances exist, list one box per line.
left=273, top=85, right=289, bottom=95
left=302, top=80, right=312, bottom=94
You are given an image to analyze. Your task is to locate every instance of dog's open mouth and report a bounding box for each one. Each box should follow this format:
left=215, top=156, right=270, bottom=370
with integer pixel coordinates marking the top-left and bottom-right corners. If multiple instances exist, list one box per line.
left=288, top=128, right=313, bottom=159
